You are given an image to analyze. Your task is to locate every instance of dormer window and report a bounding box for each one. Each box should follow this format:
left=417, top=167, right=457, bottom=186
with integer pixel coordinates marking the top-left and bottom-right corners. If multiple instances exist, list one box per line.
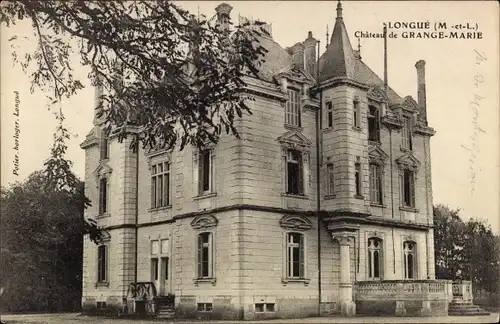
left=285, top=88, right=301, bottom=127
left=401, top=116, right=413, bottom=150
left=368, top=105, right=380, bottom=142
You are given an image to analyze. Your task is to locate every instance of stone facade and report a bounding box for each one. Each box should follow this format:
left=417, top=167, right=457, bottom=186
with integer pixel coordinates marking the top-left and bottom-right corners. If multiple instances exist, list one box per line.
left=80, top=2, right=439, bottom=319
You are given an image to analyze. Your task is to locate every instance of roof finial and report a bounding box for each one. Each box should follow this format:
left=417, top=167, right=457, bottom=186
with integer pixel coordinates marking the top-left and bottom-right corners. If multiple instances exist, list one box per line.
left=325, top=24, right=330, bottom=49
left=336, top=0, right=343, bottom=19
left=357, top=36, right=361, bottom=59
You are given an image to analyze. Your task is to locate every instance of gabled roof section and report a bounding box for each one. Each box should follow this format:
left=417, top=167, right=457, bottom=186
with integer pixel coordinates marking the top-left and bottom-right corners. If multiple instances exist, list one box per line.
left=353, top=60, right=401, bottom=102
left=367, top=85, right=389, bottom=103
left=396, top=152, right=421, bottom=170
left=274, top=65, right=316, bottom=85
left=254, top=35, right=293, bottom=82
left=390, top=95, right=420, bottom=113
left=277, top=130, right=312, bottom=149
left=318, top=1, right=356, bottom=82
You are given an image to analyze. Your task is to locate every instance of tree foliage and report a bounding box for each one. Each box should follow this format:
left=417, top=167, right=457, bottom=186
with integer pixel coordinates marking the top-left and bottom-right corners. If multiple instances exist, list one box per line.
left=0, top=172, right=88, bottom=312
left=1, top=0, right=268, bottom=151
left=0, top=1, right=268, bottom=243
left=433, top=204, right=500, bottom=295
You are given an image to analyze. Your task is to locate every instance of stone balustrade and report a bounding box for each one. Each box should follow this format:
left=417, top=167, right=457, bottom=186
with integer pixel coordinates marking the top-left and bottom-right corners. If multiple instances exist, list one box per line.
left=452, top=280, right=473, bottom=302
left=355, top=280, right=453, bottom=316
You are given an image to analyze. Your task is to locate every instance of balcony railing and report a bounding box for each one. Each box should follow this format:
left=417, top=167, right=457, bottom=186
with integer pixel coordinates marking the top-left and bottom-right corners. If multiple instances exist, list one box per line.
left=451, top=280, right=473, bottom=302
left=356, top=279, right=453, bottom=301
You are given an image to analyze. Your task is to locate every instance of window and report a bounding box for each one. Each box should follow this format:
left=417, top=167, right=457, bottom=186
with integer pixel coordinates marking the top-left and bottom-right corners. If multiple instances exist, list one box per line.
left=370, top=164, right=383, bottom=204
left=151, top=162, right=170, bottom=208
left=161, top=257, right=169, bottom=280
left=97, top=245, right=108, bottom=282
left=197, top=232, right=213, bottom=278
left=326, top=101, right=333, bottom=128
left=401, top=169, right=415, bottom=207
left=285, top=88, right=301, bottom=127
left=367, top=238, right=382, bottom=279
left=98, top=178, right=108, bottom=214
left=286, top=232, right=305, bottom=278
left=151, top=258, right=159, bottom=281
left=353, top=100, right=360, bottom=128
left=401, top=117, right=413, bottom=150
left=355, top=161, right=362, bottom=197
left=96, top=301, right=107, bottom=309
left=100, top=130, right=109, bottom=160
left=198, top=149, right=215, bottom=195
left=255, top=303, right=275, bottom=313
left=197, top=303, right=213, bottom=312
left=403, top=241, right=416, bottom=279
left=368, top=105, right=380, bottom=142
left=286, top=150, right=304, bottom=195
left=327, top=163, right=335, bottom=195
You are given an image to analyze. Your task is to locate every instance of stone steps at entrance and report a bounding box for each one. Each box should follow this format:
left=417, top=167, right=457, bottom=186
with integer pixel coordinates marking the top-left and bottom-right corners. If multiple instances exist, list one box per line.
left=448, top=300, right=490, bottom=316
left=154, top=296, right=175, bottom=319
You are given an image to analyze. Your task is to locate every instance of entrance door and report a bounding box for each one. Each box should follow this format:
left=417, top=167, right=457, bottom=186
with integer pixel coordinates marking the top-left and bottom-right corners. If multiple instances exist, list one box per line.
left=160, top=257, right=169, bottom=295
left=151, top=258, right=159, bottom=295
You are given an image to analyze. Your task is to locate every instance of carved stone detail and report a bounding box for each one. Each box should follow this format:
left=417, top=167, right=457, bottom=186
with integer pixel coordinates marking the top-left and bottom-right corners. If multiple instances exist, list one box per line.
left=279, top=215, right=313, bottom=231
left=332, top=233, right=356, bottom=245
left=190, top=215, right=218, bottom=230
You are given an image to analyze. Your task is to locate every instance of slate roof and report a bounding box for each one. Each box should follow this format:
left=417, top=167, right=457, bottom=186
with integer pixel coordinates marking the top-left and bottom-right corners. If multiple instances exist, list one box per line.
left=244, top=1, right=402, bottom=102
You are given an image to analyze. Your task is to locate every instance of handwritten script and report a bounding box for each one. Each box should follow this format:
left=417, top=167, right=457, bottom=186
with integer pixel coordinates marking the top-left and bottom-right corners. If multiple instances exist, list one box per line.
left=13, top=91, right=20, bottom=176
left=461, top=49, right=487, bottom=196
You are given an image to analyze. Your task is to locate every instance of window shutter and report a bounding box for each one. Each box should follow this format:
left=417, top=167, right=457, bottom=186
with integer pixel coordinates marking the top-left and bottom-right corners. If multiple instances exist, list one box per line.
left=151, top=176, right=156, bottom=208
left=198, top=152, right=203, bottom=195
left=284, top=154, right=288, bottom=193
left=399, top=174, right=404, bottom=206
left=164, top=171, right=170, bottom=206
left=410, top=172, right=416, bottom=207
left=210, top=151, right=215, bottom=193
left=197, top=235, right=203, bottom=278
left=298, top=154, right=304, bottom=195
left=299, top=234, right=305, bottom=278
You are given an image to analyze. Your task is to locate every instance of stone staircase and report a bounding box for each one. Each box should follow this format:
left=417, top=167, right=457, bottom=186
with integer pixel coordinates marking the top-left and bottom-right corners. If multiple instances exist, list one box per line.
left=155, top=296, right=175, bottom=319
left=448, top=299, right=490, bottom=316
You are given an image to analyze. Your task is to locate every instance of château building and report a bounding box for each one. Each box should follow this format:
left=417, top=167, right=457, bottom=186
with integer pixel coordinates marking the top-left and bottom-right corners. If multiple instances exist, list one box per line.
left=80, top=1, right=466, bottom=320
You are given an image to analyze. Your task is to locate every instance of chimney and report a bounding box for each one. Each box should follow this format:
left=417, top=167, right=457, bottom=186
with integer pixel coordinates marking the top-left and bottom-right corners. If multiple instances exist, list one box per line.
left=93, top=75, right=103, bottom=125
left=291, top=42, right=305, bottom=70
left=303, top=31, right=317, bottom=76
left=415, top=60, right=427, bottom=123
left=215, top=3, right=233, bottom=33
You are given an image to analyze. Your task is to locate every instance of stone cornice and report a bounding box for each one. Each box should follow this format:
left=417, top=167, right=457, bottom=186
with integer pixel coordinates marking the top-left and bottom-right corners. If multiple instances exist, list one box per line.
left=99, top=204, right=433, bottom=231
left=413, top=124, right=436, bottom=137
left=312, top=77, right=370, bottom=92
left=239, top=77, right=286, bottom=102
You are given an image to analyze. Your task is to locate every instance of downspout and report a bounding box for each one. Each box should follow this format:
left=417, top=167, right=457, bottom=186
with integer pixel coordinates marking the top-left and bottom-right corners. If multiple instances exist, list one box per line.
left=315, top=40, right=323, bottom=316
left=424, top=136, right=430, bottom=278
left=134, top=133, right=139, bottom=283
left=389, top=126, right=395, bottom=274
left=384, top=24, right=396, bottom=274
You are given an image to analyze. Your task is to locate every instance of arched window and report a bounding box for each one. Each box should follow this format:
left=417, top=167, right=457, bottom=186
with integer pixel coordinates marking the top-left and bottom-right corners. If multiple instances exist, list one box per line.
left=367, top=238, right=382, bottom=279
left=403, top=241, right=416, bottom=279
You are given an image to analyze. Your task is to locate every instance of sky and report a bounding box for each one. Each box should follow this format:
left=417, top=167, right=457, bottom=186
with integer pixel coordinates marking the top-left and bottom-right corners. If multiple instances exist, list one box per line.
left=1, top=1, right=499, bottom=233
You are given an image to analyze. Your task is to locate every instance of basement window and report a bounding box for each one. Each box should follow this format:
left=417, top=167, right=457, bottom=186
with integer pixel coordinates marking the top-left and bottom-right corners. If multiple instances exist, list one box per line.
left=255, top=303, right=275, bottom=313
left=197, top=303, right=213, bottom=312
left=96, top=301, right=107, bottom=309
